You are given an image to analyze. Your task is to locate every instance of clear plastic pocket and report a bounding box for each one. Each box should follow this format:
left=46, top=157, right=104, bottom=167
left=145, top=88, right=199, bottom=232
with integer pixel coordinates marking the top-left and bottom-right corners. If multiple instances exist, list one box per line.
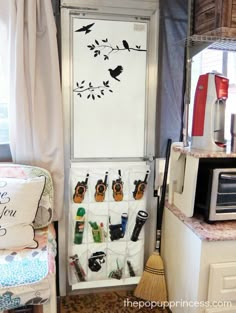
left=129, top=166, right=150, bottom=201
left=108, top=168, right=129, bottom=202
left=71, top=204, right=88, bottom=245
left=125, top=241, right=144, bottom=278
left=108, top=202, right=128, bottom=242
left=107, top=242, right=126, bottom=280
left=87, top=243, right=107, bottom=281
left=71, top=168, right=90, bottom=204
left=68, top=246, right=88, bottom=285
left=89, top=171, right=109, bottom=203
left=128, top=202, right=148, bottom=242
left=88, top=205, right=108, bottom=243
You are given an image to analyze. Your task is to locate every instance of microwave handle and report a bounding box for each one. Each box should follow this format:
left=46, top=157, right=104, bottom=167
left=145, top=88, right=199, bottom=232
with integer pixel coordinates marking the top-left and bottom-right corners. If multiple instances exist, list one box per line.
left=220, top=173, right=236, bottom=180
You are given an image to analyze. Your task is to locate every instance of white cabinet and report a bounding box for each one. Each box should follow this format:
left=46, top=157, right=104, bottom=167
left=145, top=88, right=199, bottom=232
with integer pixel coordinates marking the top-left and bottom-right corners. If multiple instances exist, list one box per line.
left=161, top=207, right=236, bottom=313
left=205, top=308, right=236, bottom=313
left=208, top=263, right=236, bottom=303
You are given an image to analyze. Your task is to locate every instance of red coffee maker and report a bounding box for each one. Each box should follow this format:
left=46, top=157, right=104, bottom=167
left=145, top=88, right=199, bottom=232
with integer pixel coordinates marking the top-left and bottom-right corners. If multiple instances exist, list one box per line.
left=191, top=72, right=229, bottom=151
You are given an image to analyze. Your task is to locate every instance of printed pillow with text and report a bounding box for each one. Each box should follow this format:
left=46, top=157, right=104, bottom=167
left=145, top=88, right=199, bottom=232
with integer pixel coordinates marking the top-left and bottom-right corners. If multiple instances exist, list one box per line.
left=0, top=176, right=46, bottom=249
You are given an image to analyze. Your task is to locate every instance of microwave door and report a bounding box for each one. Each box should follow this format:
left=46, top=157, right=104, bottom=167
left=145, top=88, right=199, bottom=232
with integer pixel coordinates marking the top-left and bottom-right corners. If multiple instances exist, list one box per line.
left=210, top=169, right=236, bottom=221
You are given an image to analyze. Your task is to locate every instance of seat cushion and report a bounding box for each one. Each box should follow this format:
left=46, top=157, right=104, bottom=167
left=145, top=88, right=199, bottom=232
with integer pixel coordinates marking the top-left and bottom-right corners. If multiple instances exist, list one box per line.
left=0, top=224, right=56, bottom=311
left=0, top=224, right=56, bottom=289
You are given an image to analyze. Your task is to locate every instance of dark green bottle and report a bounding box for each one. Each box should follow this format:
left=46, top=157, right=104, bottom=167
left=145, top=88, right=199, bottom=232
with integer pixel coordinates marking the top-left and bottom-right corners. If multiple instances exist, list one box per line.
left=74, top=207, right=86, bottom=244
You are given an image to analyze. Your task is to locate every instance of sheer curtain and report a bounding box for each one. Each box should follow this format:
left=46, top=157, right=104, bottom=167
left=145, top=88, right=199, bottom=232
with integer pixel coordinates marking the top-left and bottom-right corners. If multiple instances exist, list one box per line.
left=6, top=0, right=64, bottom=220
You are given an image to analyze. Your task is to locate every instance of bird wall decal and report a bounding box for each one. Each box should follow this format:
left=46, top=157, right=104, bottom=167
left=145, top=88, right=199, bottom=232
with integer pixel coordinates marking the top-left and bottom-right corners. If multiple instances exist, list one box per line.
left=108, top=66, right=123, bottom=82
left=87, top=38, right=146, bottom=60
left=122, top=40, right=130, bottom=51
left=75, top=23, right=95, bottom=34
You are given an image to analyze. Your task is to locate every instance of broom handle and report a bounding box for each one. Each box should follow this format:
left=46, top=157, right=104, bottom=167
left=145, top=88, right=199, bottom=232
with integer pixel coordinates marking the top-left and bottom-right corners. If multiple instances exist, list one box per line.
left=156, top=139, right=172, bottom=244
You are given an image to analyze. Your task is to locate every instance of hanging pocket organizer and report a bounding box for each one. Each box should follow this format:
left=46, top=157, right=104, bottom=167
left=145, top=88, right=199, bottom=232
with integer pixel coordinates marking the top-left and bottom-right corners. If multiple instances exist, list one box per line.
left=69, top=164, right=150, bottom=288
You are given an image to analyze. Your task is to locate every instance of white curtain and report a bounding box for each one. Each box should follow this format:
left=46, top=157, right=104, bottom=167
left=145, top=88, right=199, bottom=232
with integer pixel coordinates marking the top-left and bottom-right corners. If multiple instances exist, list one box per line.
left=7, top=0, right=64, bottom=220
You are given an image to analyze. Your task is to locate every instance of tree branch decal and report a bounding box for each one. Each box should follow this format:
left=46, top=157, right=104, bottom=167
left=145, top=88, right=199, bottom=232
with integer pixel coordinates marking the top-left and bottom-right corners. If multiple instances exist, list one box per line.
left=73, top=80, right=113, bottom=99
left=87, top=39, right=146, bottom=60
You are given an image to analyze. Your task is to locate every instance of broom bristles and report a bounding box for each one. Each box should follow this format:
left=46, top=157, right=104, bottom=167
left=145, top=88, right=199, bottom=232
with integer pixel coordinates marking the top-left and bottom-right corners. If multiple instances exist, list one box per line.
left=134, top=252, right=167, bottom=303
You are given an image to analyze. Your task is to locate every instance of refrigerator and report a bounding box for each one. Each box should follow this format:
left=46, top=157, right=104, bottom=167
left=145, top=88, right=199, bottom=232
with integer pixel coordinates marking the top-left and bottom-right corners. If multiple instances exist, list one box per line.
left=59, top=0, right=159, bottom=295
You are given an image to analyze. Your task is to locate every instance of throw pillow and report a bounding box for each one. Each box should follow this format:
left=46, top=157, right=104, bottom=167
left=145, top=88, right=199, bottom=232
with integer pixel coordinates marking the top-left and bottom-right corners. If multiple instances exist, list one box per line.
left=0, top=176, right=45, bottom=249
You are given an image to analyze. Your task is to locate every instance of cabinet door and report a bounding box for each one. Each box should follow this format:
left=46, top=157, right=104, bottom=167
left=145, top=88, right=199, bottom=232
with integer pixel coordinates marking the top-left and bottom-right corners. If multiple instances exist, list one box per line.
left=208, top=262, right=236, bottom=302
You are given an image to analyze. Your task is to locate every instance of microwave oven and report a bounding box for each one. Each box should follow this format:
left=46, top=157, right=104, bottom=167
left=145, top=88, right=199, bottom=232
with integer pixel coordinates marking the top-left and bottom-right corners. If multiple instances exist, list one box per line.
left=194, top=159, right=236, bottom=222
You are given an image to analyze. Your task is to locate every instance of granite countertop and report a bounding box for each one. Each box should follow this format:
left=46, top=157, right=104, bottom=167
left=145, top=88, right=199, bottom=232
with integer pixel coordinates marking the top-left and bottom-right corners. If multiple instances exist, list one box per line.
left=166, top=201, right=236, bottom=241
left=172, top=142, right=236, bottom=158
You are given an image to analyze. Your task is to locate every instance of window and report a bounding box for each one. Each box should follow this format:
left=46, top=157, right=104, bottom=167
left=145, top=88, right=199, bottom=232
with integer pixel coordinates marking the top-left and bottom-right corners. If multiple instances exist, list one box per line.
left=0, top=8, right=11, bottom=162
left=0, top=17, right=9, bottom=144
left=189, top=49, right=236, bottom=142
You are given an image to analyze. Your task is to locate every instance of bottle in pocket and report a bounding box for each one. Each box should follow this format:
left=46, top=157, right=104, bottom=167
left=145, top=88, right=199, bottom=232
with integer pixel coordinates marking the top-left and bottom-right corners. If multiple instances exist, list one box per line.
left=89, top=221, right=101, bottom=243
left=74, top=207, right=86, bottom=244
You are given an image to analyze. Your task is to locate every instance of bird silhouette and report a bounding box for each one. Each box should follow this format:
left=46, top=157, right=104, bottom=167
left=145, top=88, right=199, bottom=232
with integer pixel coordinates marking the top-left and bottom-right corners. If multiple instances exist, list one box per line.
left=108, top=66, right=123, bottom=82
left=75, top=23, right=95, bottom=34
left=122, top=40, right=130, bottom=51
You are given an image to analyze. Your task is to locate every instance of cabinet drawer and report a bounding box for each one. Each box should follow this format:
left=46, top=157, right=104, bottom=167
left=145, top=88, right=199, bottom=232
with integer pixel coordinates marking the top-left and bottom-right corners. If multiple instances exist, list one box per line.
left=208, top=262, right=236, bottom=302
left=205, top=306, right=236, bottom=313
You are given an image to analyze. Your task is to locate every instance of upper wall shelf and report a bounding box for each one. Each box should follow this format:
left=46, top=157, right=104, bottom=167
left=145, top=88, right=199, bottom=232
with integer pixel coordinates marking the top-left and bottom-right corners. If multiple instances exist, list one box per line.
left=186, top=35, right=236, bottom=57
left=186, top=0, right=236, bottom=58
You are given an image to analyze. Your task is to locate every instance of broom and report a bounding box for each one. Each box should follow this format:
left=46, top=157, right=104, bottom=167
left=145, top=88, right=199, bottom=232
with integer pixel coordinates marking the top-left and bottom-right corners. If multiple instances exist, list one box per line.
left=134, top=138, right=172, bottom=302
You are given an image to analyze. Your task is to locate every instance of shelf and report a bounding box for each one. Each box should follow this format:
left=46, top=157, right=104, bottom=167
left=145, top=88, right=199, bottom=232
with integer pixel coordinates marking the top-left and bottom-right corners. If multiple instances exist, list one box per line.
left=189, top=34, right=236, bottom=51
left=186, top=0, right=236, bottom=56
left=71, top=276, right=140, bottom=290
left=181, top=35, right=236, bottom=58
